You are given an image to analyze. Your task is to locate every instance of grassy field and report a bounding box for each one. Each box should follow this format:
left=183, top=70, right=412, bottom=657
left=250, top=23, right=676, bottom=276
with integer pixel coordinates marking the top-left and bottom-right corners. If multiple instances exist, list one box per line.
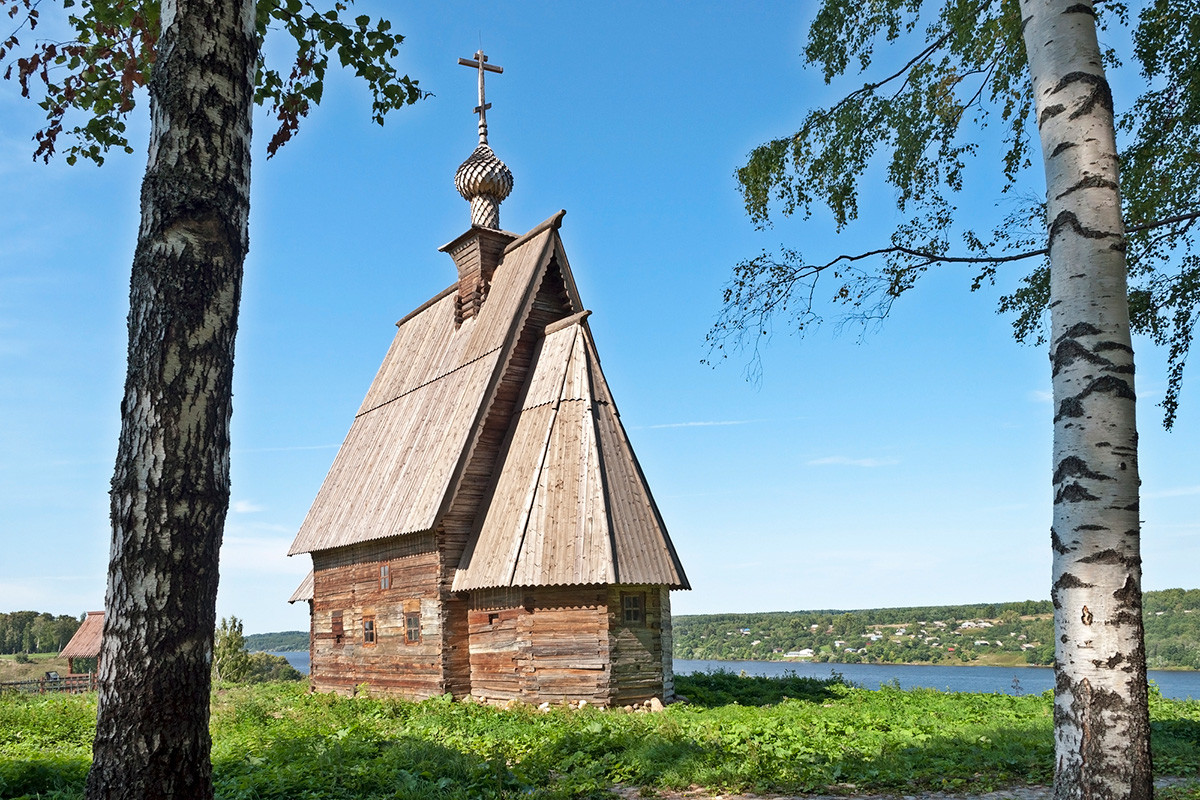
left=2, top=672, right=1198, bottom=799
left=0, top=654, right=70, bottom=685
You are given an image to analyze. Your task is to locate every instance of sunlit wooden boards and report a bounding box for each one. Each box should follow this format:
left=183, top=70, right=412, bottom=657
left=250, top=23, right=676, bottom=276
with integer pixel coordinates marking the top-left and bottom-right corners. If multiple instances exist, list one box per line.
left=453, top=322, right=687, bottom=592
left=288, top=210, right=688, bottom=704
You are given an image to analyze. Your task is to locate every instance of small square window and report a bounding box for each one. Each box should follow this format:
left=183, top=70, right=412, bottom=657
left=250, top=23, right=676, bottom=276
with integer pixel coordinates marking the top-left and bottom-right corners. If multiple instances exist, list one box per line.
left=405, top=611, right=421, bottom=644
left=488, top=613, right=500, bottom=626
left=362, top=615, right=376, bottom=645
left=380, top=564, right=390, bottom=590
left=622, top=593, right=644, bottom=625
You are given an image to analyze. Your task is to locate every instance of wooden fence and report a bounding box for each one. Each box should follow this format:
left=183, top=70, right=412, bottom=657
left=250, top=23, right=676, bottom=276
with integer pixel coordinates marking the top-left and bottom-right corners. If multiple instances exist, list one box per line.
left=0, top=673, right=97, bottom=694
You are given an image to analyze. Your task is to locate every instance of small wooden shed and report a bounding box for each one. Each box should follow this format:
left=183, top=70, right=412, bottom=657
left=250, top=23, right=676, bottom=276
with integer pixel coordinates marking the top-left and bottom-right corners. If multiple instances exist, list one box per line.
left=288, top=116, right=688, bottom=706
left=59, top=611, right=104, bottom=675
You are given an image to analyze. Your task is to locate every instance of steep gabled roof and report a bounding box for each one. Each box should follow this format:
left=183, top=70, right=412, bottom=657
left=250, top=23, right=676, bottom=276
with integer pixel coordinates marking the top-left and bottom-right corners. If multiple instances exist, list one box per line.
left=288, top=210, right=687, bottom=592
left=453, top=316, right=689, bottom=591
left=288, top=215, right=564, bottom=555
left=59, top=611, right=104, bottom=659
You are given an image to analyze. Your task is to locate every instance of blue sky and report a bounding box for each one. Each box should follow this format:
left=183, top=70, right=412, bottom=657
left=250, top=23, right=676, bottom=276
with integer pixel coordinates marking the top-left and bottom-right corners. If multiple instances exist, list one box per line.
left=2, top=2, right=1196, bottom=635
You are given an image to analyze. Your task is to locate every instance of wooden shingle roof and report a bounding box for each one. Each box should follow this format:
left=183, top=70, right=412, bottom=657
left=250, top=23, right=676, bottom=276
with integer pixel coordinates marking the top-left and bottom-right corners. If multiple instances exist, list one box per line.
left=288, top=217, right=562, bottom=555
left=59, top=611, right=104, bottom=659
left=453, top=317, right=689, bottom=591
left=289, top=211, right=687, bottom=591
left=288, top=570, right=314, bottom=603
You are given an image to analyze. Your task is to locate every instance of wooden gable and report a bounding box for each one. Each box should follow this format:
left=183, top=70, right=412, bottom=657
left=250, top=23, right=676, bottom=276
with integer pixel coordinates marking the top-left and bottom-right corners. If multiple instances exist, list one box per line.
left=453, top=315, right=689, bottom=591
left=288, top=215, right=567, bottom=555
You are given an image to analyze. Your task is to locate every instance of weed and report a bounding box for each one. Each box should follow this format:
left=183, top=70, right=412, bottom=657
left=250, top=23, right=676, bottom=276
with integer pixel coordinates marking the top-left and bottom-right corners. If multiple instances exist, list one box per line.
left=0, top=674, right=1197, bottom=798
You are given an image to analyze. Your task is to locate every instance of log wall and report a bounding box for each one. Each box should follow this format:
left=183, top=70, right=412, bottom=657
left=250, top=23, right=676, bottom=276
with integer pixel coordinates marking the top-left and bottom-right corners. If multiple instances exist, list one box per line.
left=607, top=585, right=670, bottom=706
left=467, top=585, right=610, bottom=705
left=310, top=535, right=442, bottom=697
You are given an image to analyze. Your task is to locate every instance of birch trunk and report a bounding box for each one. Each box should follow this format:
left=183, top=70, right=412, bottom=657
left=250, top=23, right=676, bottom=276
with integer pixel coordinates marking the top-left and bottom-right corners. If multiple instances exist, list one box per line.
left=1019, top=2, right=1152, bottom=799
left=86, top=1, right=255, bottom=798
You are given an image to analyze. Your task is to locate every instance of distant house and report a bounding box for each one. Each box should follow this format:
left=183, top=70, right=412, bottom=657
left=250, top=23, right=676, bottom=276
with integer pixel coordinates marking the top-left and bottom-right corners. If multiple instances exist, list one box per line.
left=287, top=72, right=688, bottom=706
left=59, top=611, right=103, bottom=675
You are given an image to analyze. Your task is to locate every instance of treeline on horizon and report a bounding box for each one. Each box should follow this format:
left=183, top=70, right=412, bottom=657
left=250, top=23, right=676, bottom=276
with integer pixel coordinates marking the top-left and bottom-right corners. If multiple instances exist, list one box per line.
left=673, top=588, right=1200, bottom=670
left=243, top=631, right=309, bottom=653
left=7, top=588, right=1196, bottom=668
left=0, top=611, right=83, bottom=655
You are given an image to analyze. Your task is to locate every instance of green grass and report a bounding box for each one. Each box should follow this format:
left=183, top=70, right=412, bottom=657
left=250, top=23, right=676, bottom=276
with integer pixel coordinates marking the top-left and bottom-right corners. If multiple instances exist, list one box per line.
left=2, top=672, right=1198, bottom=799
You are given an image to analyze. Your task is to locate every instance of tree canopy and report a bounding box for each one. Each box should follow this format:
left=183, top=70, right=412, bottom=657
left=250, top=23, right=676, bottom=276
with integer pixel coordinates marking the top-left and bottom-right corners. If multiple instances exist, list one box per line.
left=2, top=0, right=424, bottom=164
left=711, top=0, right=1200, bottom=428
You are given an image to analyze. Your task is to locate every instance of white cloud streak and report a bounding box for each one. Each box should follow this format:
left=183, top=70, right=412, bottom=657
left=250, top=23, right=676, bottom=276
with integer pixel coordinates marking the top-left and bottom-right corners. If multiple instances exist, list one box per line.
left=806, top=456, right=900, bottom=468
left=641, top=419, right=758, bottom=430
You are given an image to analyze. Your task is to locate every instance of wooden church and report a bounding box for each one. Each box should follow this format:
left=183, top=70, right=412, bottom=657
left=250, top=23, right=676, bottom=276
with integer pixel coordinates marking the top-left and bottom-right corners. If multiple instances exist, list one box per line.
left=288, top=52, right=688, bottom=707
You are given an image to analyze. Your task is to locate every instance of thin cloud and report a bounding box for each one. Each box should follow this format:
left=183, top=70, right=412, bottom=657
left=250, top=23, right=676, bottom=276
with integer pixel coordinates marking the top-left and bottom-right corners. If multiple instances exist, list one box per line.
left=232, top=500, right=264, bottom=514
left=641, top=419, right=758, bottom=430
left=219, top=536, right=307, bottom=575
left=806, top=456, right=899, bottom=468
left=1143, top=485, right=1200, bottom=500
left=1028, top=389, right=1053, bottom=403
left=233, top=444, right=340, bottom=453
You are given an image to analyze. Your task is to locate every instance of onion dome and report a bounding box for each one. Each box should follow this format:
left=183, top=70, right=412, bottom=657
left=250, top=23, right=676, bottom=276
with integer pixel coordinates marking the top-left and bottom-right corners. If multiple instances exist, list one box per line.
left=455, top=144, right=514, bottom=229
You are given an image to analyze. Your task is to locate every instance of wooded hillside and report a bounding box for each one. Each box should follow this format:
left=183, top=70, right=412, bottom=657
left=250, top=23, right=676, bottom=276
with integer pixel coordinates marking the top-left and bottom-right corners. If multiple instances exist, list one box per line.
left=243, top=631, right=309, bottom=653
left=674, top=590, right=1200, bottom=669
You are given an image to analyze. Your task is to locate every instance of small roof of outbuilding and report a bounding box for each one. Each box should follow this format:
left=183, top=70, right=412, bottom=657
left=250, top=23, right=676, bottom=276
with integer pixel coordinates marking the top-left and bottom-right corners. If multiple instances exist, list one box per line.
left=59, top=611, right=104, bottom=659
left=288, top=570, right=314, bottom=604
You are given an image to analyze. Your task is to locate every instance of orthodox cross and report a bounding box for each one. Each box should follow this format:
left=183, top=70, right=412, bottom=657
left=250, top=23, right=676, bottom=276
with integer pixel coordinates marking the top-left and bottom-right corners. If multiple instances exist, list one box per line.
left=458, top=50, right=503, bottom=145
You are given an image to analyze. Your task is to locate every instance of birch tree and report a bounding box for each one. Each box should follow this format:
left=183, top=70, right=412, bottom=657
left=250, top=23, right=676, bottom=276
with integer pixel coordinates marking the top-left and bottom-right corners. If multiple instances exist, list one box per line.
left=2, top=1, right=423, bottom=797
left=1022, top=2, right=1151, bottom=796
left=712, top=1, right=1199, bottom=797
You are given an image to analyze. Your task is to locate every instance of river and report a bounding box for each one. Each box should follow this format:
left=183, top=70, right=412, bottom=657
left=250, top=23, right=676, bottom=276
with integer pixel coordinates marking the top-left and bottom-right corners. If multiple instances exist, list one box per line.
left=269, top=652, right=1200, bottom=700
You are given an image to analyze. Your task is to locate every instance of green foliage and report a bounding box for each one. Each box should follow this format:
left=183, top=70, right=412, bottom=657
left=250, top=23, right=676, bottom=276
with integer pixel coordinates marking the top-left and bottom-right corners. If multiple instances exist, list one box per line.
left=674, top=598, right=1056, bottom=665
left=0, top=0, right=426, bottom=164
left=2, top=676, right=1198, bottom=798
left=213, top=616, right=251, bottom=684
left=673, top=669, right=844, bottom=707
left=717, top=0, right=1200, bottom=428
left=0, top=611, right=82, bottom=655
left=212, top=619, right=304, bottom=684
left=245, top=651, right=304, bottom=683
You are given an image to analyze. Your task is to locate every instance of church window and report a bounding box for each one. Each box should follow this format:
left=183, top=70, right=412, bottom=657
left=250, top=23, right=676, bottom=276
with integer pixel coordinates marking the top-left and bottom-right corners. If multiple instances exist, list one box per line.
left=405, top=611, right=421, bottom=644
left=622, top=593, right=644, bottom=625
left=362, top=615, right=376, bottom=645
left=380, top=564, right=390, bottom=590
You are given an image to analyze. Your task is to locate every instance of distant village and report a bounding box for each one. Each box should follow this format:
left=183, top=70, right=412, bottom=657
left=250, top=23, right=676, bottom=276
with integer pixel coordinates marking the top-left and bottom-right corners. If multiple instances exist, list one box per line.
left=673, top=590, right=1200, bottom=669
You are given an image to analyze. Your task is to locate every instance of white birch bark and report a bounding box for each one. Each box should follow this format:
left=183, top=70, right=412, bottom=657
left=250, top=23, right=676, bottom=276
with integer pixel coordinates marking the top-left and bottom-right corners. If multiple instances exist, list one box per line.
left=1019, top=2, right=1152, bottom=799
left=86, top=1, right=255, bottom=798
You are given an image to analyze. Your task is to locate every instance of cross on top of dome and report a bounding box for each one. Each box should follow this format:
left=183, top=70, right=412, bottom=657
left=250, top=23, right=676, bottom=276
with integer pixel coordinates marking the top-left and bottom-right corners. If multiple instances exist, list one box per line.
left=454, top=49, right=513, bottom=230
